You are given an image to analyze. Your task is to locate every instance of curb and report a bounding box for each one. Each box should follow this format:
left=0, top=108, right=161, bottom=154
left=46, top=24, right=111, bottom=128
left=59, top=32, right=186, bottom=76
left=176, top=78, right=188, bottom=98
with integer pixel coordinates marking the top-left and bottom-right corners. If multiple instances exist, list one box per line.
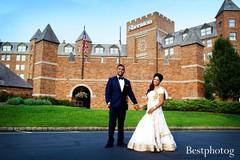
left=0, top=126, right=240, bottom=132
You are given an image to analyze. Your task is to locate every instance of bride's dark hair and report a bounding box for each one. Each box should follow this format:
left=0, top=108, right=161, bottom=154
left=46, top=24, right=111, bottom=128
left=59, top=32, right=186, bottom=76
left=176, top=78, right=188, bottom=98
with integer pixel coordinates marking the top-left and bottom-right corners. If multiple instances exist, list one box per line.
left=146, top=73, right=163, bottom=94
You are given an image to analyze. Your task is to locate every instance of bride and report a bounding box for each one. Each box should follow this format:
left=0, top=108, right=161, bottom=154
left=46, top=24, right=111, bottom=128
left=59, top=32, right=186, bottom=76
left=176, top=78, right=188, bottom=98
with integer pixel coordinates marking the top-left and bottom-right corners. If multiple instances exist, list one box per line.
left=127, top=73, right=176, bottom=152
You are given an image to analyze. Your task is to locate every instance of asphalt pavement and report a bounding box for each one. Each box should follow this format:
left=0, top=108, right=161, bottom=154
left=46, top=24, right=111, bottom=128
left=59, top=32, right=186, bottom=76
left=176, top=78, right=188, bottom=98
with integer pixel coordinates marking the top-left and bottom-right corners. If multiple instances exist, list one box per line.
left=0, top=130, right=239, bottom=160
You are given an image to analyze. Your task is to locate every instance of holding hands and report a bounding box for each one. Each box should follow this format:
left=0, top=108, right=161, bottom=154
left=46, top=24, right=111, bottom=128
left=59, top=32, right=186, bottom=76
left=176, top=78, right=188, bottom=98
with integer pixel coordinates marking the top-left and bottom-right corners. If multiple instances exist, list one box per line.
left=134, top=104, right=140, bottom=110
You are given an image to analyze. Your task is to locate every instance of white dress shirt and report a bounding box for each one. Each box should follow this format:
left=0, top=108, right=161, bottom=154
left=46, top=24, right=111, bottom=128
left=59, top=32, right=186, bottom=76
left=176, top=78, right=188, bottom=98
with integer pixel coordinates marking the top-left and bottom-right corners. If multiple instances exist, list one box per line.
left=118, top=76, right=125, bottom=92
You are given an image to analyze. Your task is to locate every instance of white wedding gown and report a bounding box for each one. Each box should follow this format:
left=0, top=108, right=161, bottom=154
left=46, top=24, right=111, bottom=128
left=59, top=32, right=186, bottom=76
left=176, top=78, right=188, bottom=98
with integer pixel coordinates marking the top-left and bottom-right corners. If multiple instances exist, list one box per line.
left=127, top=87, right=176, bottom=152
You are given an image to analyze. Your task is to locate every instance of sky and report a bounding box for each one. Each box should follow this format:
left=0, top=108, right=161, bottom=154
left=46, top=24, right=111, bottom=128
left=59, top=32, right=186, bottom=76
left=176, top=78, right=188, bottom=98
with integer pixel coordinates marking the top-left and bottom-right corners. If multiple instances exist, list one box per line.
left=0, top=0, right=239, bottom=44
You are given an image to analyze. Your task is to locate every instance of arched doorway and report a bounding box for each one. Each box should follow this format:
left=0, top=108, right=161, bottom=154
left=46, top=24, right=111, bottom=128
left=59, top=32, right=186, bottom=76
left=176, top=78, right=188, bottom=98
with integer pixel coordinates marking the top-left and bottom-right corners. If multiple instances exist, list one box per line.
left=72, top=86, right=91, bottom=108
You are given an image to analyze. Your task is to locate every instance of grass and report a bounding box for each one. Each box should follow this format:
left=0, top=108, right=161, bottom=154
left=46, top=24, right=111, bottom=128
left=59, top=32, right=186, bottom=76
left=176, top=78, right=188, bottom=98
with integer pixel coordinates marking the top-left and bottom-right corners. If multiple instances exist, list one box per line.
left=0, top=105, right=240, bottom=127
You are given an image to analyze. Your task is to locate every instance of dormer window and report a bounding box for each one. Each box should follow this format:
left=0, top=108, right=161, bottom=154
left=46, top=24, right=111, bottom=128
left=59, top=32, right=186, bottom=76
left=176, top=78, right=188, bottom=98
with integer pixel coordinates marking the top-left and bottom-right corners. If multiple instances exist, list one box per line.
left=182, top=29, right=189, bottom=40
left=64, top=45, right=73, bottom=53
left=200, top=27, right=212, bottom=36
left=165, top=36, right=174, bottom=45
left=95, top=46, right=104, bottom=54
left=110, top=47, right=118, bottom=54
left=17, top=44, right=27, bottom=52
left=2, top=45, right=11, bottom=51
left=183, top=33, right=187, bottom=40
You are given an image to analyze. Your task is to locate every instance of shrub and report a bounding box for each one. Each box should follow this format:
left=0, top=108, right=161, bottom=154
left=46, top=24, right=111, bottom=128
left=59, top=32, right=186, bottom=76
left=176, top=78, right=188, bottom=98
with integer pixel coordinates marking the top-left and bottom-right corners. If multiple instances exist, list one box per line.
left=6, top=97, right=24, bottom=105
left=34, top=96, right=74, bottom=106
left=55, top=99, right=75, bottom=107
left=163, top=99, right=240, bottom=115
left=23, top=98, right=51, bottom=105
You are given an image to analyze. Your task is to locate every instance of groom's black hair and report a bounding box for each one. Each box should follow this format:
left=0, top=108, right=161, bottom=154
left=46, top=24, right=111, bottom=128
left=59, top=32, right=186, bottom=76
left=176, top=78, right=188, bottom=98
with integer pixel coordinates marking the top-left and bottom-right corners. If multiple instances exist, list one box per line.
left=117, top=64, right=125, bottom=69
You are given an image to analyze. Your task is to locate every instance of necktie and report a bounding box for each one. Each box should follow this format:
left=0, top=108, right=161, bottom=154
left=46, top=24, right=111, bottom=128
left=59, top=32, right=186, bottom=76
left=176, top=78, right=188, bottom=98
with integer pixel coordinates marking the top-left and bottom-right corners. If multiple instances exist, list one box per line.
left=118, top=77, right=124, bottom=80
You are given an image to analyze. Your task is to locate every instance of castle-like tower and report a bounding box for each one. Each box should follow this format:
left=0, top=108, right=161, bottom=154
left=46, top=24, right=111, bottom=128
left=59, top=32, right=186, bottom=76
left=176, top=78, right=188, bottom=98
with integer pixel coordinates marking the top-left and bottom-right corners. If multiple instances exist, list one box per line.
left=0, top=0, right=239, bottom=108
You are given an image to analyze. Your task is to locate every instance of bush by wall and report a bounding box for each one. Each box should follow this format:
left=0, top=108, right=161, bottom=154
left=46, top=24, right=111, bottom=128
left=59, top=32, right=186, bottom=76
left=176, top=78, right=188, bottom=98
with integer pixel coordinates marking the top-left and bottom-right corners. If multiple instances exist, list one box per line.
left=23, top=99, right=51, bottom=105
left=6, top=97, right=24, bottom=105
left=164, top=99, right=240, bottom=114
left=6, top=96, right=73, bottom=107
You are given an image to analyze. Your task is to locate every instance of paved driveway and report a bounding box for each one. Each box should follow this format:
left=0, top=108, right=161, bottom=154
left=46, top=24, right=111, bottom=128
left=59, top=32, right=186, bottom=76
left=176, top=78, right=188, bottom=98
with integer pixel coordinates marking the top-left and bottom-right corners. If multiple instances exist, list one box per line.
left=0, top=130, right=239, bottom=160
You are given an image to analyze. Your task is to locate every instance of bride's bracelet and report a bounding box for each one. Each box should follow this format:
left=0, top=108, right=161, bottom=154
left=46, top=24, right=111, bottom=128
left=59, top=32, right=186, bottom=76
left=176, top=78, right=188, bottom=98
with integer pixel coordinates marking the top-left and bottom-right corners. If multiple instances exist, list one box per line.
left=153, top=105, right=158, bottom=110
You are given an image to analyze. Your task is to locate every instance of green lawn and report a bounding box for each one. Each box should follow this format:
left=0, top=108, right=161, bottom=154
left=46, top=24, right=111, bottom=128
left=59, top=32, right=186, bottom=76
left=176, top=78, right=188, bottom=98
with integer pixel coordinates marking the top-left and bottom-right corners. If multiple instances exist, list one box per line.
left=0, top=105, right=240, bottom=127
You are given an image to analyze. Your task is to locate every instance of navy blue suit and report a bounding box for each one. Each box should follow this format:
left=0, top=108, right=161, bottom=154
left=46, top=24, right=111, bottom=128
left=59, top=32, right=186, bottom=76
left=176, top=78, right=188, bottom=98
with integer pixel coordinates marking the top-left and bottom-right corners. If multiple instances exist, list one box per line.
left=105, top=76, right=138, bottom=145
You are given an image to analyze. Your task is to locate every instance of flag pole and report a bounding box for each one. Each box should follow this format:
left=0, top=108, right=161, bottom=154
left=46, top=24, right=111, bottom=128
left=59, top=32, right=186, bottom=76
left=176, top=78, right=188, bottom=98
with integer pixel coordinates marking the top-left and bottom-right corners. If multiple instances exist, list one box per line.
left=118, top=26, right=121, bottom=64
left=81, top=26, right=85, bottom=79
left=156, top=40, right=158, bottom=73
left=156, top=29, right=159, bottom=73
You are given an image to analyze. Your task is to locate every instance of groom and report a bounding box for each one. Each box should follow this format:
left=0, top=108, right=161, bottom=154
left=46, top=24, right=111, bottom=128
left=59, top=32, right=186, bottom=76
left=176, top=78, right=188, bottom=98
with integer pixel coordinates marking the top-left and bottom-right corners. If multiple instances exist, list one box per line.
left=105, top=64, right=139, bottom=148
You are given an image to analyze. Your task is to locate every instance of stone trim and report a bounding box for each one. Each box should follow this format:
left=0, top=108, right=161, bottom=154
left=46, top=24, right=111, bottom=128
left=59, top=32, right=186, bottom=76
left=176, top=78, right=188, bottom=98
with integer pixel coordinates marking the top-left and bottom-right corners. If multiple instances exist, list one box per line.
left=181, top=64, right=205, bottom=69
left=35, top=61, right=58, bottom=66
left=32, top=93, right=56, bottom=97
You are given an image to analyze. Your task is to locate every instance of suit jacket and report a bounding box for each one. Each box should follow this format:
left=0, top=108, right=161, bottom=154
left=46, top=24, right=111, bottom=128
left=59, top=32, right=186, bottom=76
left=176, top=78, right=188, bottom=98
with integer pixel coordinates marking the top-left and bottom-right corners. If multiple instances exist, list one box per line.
left=105, top=76, right=138, bottom=110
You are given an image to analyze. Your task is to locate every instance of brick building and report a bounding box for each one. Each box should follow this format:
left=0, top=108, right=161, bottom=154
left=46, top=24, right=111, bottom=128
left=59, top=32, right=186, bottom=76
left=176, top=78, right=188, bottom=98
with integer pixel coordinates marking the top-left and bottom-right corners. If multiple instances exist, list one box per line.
left=0, top=0, right=239, bottom=109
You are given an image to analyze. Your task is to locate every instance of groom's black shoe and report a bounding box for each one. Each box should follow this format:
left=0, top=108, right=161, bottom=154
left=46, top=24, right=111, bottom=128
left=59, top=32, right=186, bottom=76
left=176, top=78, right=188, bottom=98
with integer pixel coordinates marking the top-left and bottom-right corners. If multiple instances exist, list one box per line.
left=105, top=143, right=113, bottom=148
left=117, top=142, right=127, bottom=147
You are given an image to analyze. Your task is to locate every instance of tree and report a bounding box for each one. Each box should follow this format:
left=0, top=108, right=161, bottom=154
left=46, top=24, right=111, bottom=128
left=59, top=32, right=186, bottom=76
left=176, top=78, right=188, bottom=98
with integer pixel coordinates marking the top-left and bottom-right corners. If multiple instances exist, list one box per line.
left=204, top=69, right=214, bottom=100
left=204, top=37, right=240, bottom=101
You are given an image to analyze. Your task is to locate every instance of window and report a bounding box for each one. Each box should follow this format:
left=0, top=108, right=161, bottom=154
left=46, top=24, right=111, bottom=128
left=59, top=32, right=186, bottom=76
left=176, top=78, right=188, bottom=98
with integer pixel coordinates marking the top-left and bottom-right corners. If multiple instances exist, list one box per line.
left=182, top=29, right=189, bottom=40
left=20, top=65, right=25, bottom=70
left=207, top=52, right=213, bottom=59
left=201, top=27, right=212, bottom=36
left=170, top=48, right=174, bottom=55
left=29, top=64, right=32, bottom=70
left=202, top=40, right=205, bottom=45
left=6, top=55, right=10, bottom=61
left=229, top=19, right=236, bottom=27
left=182, top=33, right=187, bottom=40
left=165, top=37, right=174, bottom=45
left=218, top=21, right=222, bottom=28
left=28, top=73, right=32, bottom=79
left=207, top=40, right=212, bottom=47
left=3, top=45, right=11, bottom=51
left=29, top=55, right=32, bottom=60
left=15, top=65, right=20, bottom=70
left=22, top=55, right=26, bottom=61
left=1, top=55, right=5, bottom=61
left=19, top=74, right=24, bottom=79
left=17, top=45, right=26, bottom=52
left=16, top=55, right=21, bottom=61
left=101, top=57, right=104, bottom=63
left=5, top=64, right=10, bottom=68
left=164, top=49, right=169, bottom=56
left=95, top=47, right=104, bottom=54
left=110, top=48, right=118, bottom=54
left=64, top=46, right=73, bottom=53
left=230, top=32, right=236, bottom=41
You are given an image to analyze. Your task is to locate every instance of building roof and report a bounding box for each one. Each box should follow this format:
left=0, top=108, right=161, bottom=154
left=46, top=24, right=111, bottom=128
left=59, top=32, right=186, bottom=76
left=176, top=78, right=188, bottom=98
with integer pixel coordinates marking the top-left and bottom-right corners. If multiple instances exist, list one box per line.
left=76, top=30, right=92, bottom=42
left=216, top=0, right=240, bottom=17
left=30, top=29, right=42, bottom=41
left=0, top=62, right=32, bottom=89
left=0, top=42, right=30, bottom=54
left=90, top=44, right=127, bottom=57
left=36, top=24, right=60, bottom=44
left=162, top=21, right=217, bottom=48
left=180, top=30, right=204, bottom=47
